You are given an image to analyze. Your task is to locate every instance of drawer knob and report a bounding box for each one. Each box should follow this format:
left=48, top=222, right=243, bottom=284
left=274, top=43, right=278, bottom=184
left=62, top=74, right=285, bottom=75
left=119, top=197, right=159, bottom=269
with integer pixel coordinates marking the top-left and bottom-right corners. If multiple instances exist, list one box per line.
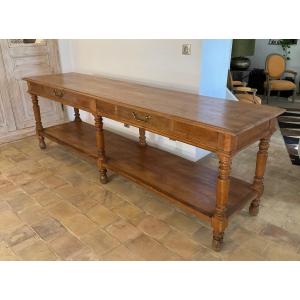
left=131, top=112, right=151, bottom=123
left=53, top=89, right=64, bottom=98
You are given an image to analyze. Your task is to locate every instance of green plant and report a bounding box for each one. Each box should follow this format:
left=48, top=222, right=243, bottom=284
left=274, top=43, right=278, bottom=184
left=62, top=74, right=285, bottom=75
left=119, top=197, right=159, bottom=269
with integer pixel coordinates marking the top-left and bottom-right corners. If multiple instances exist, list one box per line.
left=279, top=39, right=293, bottom=60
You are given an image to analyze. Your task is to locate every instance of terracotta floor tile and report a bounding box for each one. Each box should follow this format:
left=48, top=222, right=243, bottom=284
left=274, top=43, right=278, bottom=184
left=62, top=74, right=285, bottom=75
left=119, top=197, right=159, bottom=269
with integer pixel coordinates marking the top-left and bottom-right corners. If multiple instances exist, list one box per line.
left=17, top=205, right=49, bottom=226
left=6, top=191, right=36, bottom=213
left=106, top=219, right=141, bottom=243
left=48, top=232, right=86, bottom=260
left=48, top=201, right=79, bottom=221
left=4, top=225, right=37, bottom=247
left=191, top=225, right=213, bottom=248
left=40, top=175, right=68, bottom=189
left=86, top=204, right=119, bottom=227
left=0, top=157, right=15, bottom=171
left=15, top=239, right=57, bottom=261
left=225, top=247, right=265, bottom=261
left=263, top=242, right=300, bottom=261
left=161, top=230, right=200, bottom=259
left=61, top=214, right=97, bottom=236
left=73, top=196, right=100, bottom=213
left=67, top=247, right=98, bottom=261
left=0, top=242, right=18, bottom=260
left=81, top=228, right=119, bottom=256
left=78, top=182, right=106, bottom=200
left=165, top=210, right=201, bottom=235
left=126, top=234, right=180, bottom=260
left=0, top=182, right=15, bottom=195
left=0, top=176, right=13, bottom=189
left=54, top=185, right=85, bottom=203
left=59, top=172, right=85, bottom=187
left=137, top=215, right=170, bottom=240
left=112, top=202, right=143, bottom=222
left=0, top=201, right=11, bottom=213
left=143, top=198, right=174, bottom=220
left=259, top=223, right=300, bottom=249
left=102, top=245, right=142, bottom=261
left=0, top=210, right=23, bottom=233
left=32, top=189, right=62, bottom=207
left=32, top=217, right=67, bottom=241
left=227, top=227, right=268, bottom=257
left=101, top=191, right=125, bottom=209
left=192, top=247, right=222, bottom=261
left=20, top=181, right=45, bottom=195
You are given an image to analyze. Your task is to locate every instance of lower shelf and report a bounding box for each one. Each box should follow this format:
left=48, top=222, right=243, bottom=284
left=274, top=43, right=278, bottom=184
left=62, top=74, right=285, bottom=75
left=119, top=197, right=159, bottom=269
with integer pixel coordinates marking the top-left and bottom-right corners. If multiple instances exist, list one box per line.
left=42, top=121, right=257, bottom=220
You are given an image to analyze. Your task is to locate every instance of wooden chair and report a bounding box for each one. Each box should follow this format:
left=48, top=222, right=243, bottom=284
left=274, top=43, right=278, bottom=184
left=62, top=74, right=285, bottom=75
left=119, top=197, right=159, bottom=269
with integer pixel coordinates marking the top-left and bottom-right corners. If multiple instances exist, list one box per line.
left=264, top=53, right=297, bottom=103
left=228, top=71, right=262, bottom=104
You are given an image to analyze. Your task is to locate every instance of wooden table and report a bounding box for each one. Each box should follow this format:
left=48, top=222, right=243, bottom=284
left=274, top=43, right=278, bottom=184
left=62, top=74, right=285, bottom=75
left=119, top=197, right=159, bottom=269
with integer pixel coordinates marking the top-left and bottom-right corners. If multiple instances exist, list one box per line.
left=24, top=72, right=284, bottom=251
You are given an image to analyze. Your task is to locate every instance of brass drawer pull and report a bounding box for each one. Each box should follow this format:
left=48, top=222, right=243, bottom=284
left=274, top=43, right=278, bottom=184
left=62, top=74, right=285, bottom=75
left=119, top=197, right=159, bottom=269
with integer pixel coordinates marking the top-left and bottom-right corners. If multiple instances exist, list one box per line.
left=53, top=89, right=64, bottom=98
left=131, top=112, right=151, bottom=123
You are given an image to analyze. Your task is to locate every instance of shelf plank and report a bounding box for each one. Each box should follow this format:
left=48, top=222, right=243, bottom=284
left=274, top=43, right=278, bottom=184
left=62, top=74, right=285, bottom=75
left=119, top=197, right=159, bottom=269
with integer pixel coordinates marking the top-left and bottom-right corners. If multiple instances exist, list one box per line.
left=42, top=121, right=257, bottom=219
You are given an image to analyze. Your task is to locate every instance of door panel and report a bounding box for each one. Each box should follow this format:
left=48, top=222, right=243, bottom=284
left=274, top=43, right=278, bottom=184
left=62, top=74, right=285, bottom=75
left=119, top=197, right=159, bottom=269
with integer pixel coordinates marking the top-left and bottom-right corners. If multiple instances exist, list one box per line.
left=0, top=50, right=16, bottom=135
left=0, top=39, right=64, bottom=130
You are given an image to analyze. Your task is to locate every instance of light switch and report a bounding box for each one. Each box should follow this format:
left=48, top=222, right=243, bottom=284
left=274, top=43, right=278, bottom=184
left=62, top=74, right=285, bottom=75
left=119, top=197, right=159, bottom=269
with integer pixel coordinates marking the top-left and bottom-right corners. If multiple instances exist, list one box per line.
left=182, top=44, right=191, bottom=55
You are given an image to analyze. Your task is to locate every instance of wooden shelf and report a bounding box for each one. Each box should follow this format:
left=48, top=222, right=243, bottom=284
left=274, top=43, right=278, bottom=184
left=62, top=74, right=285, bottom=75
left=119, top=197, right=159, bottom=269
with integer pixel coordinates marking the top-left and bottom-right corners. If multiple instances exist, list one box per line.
left=42, top=121, right=257, bottom=220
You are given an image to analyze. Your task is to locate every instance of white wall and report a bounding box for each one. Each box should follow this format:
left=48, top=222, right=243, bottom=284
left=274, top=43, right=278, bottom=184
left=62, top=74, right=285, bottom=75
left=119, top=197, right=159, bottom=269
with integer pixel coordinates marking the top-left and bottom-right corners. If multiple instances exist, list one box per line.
left=251, top=39, right=300, bottom=88
left=58, top=39, right=232, bottom=161
left=200, top=40, right=232, bottom=98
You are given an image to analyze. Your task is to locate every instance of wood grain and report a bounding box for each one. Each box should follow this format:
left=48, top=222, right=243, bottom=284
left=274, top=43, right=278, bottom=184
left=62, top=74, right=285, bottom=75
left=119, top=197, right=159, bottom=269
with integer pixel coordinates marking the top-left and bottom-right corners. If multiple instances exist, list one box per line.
left=25, top=72, right=284, bottom=135
left=42, top=121, right=257, bottom=220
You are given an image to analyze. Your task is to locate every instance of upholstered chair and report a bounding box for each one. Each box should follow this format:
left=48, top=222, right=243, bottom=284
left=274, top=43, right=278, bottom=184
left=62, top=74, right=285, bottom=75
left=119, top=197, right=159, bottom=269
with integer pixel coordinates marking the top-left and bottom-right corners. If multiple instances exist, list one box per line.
left=264, top=53, right=297, bottom=103
left=233, top=86, right=262, bottom=104
left=227, top=71, right=262, bottom=104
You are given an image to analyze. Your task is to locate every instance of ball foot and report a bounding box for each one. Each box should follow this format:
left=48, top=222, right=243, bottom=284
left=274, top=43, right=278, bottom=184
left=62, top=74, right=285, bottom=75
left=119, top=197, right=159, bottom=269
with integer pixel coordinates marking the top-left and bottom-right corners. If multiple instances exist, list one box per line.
left=212, top=232, right=224, bottom=252
left=249, top=204, right=259, bottom=216
left=39, top=138, right=46, bottom=150
left=99, top=170, right=108, bottom=184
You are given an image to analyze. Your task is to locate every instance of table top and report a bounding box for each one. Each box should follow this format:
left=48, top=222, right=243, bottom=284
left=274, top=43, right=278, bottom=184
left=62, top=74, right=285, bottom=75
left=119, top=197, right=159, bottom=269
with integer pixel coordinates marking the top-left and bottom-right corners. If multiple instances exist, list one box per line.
left=24, top=72, right=284, bottom=135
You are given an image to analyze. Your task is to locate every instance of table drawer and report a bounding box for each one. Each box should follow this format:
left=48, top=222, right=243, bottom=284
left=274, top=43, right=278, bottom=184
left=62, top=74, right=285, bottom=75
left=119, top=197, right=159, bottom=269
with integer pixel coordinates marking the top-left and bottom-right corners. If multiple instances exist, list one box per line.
left=29, top=83, right=96, bottom=112
left=173, top=121, right=219, bottom=150
left=116, top=106, right=170, bottom=132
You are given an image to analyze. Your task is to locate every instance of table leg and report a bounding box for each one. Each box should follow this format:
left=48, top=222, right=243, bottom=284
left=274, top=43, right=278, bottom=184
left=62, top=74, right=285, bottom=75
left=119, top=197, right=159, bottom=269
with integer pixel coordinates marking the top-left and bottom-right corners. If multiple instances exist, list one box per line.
left=74, top=108, right=81, bottom=122
left=94, top=114, right=108, bottom=184
left=139, top=128, right=147, bottom=146
left=31, top=94, right=46, bottom=149
left=249, top=137, right=270, bottom=216
left=211, top=153, right=232, bottom=251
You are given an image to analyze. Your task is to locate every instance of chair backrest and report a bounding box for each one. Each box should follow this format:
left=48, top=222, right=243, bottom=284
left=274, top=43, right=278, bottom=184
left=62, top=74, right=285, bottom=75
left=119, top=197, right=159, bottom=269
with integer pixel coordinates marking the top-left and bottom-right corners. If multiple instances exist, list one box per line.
left=265, top=53, right=286, bottom=79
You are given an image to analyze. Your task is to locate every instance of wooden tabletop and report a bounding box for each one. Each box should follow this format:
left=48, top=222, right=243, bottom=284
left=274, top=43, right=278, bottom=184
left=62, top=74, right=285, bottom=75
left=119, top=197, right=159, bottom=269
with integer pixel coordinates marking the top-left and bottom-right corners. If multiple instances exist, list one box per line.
left=24, top=72, right=284, bottom=135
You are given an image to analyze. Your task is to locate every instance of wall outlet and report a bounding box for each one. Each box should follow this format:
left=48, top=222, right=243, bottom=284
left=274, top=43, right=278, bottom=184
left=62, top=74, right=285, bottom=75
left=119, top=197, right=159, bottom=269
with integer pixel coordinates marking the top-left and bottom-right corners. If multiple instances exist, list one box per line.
left=182, top=44, right=191, bottom=55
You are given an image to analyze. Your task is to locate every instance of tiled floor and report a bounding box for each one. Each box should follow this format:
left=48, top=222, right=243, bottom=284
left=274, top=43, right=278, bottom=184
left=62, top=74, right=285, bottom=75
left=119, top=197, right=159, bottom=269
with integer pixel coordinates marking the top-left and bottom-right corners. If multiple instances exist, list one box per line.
left=0, top=129, right=300, bottom=260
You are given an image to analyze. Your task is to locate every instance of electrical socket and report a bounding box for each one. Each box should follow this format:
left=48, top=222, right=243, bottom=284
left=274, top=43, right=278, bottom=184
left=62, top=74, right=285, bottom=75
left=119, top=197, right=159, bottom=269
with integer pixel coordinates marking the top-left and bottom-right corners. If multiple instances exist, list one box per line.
left=182, top=44, right=191, bottom=55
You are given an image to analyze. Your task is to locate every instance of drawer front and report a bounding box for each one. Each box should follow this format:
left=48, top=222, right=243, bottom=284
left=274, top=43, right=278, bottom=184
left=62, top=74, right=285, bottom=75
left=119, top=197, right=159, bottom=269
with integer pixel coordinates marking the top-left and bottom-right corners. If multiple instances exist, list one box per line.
left=173, top=121, right=219, bottom=150
left=116, top=106, right=171, bottom=133
left=29, top=83, right=96, bottom=113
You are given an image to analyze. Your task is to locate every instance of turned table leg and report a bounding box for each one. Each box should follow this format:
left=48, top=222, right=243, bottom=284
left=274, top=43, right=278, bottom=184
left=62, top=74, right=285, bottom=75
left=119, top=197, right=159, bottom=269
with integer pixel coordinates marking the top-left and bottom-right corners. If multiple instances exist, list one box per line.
left=249, top=137, right=270, bottom=216
left=31, top=94, right=46, bottom=149
left=139, top=128, right=147, bottom=146
left=74, top=108, right=81, bottom=122
left=94, top=114, right=108, bottom=184
left=211, top=153, right=232, bottom=251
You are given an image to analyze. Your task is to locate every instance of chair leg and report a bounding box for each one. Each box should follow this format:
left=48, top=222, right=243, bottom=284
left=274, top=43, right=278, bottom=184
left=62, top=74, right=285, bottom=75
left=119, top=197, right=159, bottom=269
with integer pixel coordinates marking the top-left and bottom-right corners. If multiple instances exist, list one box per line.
left=267, top=88, right=271, bottom=104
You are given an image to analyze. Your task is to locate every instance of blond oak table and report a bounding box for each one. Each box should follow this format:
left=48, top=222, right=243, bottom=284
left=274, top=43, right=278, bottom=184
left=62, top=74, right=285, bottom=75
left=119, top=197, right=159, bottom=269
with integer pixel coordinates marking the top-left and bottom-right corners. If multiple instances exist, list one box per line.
left=24, top=72, right=284, bottom=251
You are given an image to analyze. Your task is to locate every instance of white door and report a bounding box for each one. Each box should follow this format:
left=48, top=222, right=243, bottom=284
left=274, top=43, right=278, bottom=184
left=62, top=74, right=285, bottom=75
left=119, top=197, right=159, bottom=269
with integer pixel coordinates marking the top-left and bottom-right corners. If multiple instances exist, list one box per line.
left=0, top=39, right=64, bottom=130
left=0, top=50, right=16, bottom=136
